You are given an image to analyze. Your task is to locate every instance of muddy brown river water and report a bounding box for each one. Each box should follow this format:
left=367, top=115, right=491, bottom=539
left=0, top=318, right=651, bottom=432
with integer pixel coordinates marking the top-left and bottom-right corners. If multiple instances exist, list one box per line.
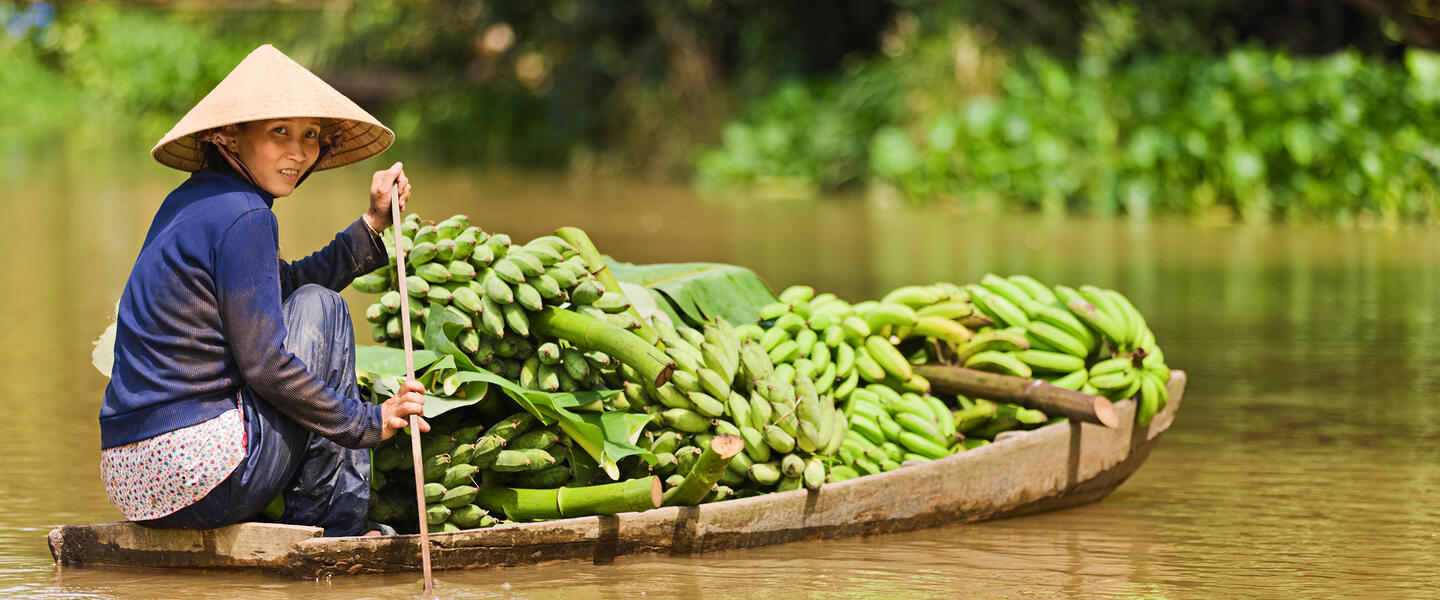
left=1, top=149, right=1436, bottom=598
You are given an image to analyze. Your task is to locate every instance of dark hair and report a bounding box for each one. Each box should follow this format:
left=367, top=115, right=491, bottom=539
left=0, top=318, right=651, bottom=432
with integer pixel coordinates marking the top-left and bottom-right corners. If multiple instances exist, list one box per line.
left=197, top=122, right=249, bottom=178
left=199, top=142, right=241, bottom=179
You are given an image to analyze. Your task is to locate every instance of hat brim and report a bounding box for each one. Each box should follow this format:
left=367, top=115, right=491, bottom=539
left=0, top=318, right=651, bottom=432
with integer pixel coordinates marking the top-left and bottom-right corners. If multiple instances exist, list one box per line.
left=150, top=45, right=395, bottom=173
left=152, top=117, right=394, bottom=173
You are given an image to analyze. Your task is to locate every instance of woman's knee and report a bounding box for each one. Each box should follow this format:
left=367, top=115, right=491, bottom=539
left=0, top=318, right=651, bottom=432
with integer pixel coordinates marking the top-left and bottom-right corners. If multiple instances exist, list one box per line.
left=281, top=284, right=353, bottom=368
left=285, top=284, right=346, bottom=316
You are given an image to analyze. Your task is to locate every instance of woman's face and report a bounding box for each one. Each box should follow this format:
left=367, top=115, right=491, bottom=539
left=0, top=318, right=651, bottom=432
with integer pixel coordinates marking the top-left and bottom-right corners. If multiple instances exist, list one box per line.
left=228, top=117, right=324, bottom=197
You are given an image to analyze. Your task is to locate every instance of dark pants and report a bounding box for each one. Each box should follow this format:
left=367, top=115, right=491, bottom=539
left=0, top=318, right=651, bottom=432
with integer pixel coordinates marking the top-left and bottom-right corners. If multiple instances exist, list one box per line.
left=137, top=285, right=372, bottom=537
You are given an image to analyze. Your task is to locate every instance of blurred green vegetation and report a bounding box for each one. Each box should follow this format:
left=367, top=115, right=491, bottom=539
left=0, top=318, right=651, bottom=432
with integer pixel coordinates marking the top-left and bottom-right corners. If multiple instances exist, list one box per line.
left=2, top=0, right=1437, bottom=222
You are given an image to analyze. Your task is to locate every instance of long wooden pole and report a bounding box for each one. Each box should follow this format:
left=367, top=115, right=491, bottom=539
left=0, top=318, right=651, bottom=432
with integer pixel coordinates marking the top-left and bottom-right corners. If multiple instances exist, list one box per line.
left=390, top=185, right=434, bottom=595
left=914, top=365, right=1119, bottom=428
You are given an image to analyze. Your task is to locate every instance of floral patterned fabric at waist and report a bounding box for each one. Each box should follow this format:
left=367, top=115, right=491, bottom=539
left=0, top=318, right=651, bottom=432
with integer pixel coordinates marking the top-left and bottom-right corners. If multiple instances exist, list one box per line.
left=100, top=407, right=247, bottom=521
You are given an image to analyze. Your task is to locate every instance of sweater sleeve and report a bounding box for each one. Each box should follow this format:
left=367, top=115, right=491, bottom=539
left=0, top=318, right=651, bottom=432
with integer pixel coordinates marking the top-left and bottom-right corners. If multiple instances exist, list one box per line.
left=215, top=209, right=383, bottom=448
left=277, top=218, right=390, bottom=299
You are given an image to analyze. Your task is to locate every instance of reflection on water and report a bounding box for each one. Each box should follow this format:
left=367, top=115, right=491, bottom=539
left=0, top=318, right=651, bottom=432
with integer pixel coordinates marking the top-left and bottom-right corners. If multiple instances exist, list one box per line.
left=1, top=151, right=1437, bottom=598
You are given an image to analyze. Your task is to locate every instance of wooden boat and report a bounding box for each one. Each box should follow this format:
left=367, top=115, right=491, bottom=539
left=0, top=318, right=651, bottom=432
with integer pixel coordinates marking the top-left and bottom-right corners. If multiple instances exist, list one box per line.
left=49, top=371, right=1186, bottom=578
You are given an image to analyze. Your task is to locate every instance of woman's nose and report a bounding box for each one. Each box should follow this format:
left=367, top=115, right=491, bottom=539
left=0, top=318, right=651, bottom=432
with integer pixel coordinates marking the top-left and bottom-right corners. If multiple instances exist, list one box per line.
left=287, top=139, right=310, bottom=162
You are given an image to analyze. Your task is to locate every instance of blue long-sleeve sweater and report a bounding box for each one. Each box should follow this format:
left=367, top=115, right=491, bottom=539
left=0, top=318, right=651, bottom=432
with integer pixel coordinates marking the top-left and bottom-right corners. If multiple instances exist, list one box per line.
left=101, top=169, right=388, bottom=450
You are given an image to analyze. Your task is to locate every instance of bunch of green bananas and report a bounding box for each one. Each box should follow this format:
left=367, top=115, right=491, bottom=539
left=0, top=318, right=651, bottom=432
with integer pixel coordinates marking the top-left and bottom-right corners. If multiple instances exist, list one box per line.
left=957, top=274, right=1173, bottom=427
left=607, top=316, right=840, bottom=496
left=356, top=253, right=1176, bottom=528
left=368, top=411, right=554, bottom=533
left=353, top=213, right=649, bottom=393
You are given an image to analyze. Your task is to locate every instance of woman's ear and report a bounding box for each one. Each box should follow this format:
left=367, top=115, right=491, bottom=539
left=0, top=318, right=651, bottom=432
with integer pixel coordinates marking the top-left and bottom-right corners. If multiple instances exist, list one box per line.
left=215, top=125, right=240, bottom=152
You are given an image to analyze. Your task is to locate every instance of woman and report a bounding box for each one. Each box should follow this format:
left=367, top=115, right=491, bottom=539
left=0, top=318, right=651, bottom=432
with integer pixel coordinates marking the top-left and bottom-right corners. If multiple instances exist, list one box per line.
left=100, top=45, right=428, bottom=537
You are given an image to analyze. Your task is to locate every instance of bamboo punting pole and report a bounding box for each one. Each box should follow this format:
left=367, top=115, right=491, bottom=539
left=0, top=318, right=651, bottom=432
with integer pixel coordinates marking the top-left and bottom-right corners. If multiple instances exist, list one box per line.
left=390, top=186, right=434, bottom=595
left=914, top=365, right=1119, bottom=428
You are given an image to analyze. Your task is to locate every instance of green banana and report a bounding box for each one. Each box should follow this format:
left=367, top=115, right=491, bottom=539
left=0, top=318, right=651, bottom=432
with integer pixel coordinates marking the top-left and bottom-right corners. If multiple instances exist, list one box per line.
left=1031, top=303, right=1098, bottom=352
left=862, top=302, right=918, bottom=332
left=351, top=272, right=389, bottom=293
left=863, top=336, right=912, bottom=381
left=593, top=292, right=630, bottom=313
left=687, top=391, right=727, bottom=418
left=981, top=274, right=1037, bottom=315
left=909, top=316, right=973, bottom=345
left=416, top=262, right=451, bottom=284
left=448, top=504, right=488, bottom=529
left=502, top=301, right=530, bottom=336
left=1007, top=274, right=1058, bottom=304
left=964, top=350, right=1033, bottom=378
left=1079, top=285, right=1134, bottom=347
left=778, top=285, right=815, bottom=305
left=481, top=270, right=515, bottom=304
left=840, top=315, right=872, bottom=341
left=425, top=503, right=451, bottom=525
left=468, top=242, right=496, bottom=268
left=917, top=301, right=974, bottom=320
left=1047, top=369, right=1089, bottom=391
left=759, top=302, right=791, bottom=321
left=662, top=407, right=711, bottom=433
left=968, top=286, right=1028, bottom=328
left=1015, top=349, right=1087, bottom=373
left=478, top=295, right=506, bottom=338
left=403, top=275, right=430, bottom=298
left=953, top=329, right=1031, bottom=363
left=570, top=279, right=604, bottom=305
left=762, top=425, right=797, bottom=453
left=408, top=241, right=437, bottom=266
left=435, top=238, right=457, bottom=262
left=1065, top=296, right=1128, bottom=349
left=897, top=431, right=950, bottom=460
left=881, top=285, right=942, bottom=308
left=803, top=457, right=826, bottom=490
left=505, top=251, right=546, bottom=278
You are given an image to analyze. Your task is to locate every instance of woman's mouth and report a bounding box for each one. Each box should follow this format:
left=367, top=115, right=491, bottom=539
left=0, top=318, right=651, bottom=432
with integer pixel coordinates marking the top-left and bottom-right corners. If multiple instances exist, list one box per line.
left=279, top=168, right=300, bottom=182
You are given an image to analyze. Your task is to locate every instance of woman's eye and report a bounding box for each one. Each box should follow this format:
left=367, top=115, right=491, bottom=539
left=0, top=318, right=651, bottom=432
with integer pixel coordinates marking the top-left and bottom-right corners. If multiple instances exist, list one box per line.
left=273, top=126, right=287, bottom=135
left=304, top=130, right=319, bottom=139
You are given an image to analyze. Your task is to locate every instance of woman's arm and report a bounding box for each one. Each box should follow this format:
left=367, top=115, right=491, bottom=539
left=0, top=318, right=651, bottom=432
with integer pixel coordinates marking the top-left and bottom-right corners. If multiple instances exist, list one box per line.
left=276, top=219, right=388, bottom=297
left=216, top=209, right=384, bottom=448
left=275, top=163, right=410, bottom=297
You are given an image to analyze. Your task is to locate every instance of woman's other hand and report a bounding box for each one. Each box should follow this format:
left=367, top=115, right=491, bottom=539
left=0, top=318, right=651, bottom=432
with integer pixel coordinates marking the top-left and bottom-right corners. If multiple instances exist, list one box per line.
left=363, top=162, right=411, bottom=233
left=379, top=378, right=428, bottom=441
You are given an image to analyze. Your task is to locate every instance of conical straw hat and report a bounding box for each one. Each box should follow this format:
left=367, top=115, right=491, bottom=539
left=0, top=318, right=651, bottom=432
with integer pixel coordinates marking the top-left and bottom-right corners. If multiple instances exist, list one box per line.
left=151, top=44, right=394, bottom=173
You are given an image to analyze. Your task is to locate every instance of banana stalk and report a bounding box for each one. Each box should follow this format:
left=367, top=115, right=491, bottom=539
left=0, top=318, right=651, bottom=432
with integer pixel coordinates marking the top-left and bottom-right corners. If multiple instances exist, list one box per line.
left=554, top=226, right=660, bottom=345
left=473, top=476, right=662, bottom=521
left=530, top=306, right=675, bottom=388
left=913, top=364, right=1119, bottom=428
left=662, top=434, right=745, bottom=506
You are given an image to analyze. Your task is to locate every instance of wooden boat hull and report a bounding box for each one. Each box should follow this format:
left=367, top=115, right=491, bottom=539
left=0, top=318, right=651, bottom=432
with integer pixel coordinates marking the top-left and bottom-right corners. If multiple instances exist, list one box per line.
left=51, top=371, right=1186, bottom=577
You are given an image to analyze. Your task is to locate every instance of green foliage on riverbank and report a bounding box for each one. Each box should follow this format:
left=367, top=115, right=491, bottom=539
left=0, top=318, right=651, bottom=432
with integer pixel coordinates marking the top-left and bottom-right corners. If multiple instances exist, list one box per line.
left=4, top=0, right=1437, bottom=222
left=700, top=41, right=1440, bottom=222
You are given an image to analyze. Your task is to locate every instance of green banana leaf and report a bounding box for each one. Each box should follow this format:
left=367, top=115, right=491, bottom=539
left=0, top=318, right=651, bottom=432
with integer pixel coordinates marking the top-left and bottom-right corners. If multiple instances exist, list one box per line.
left=354, top=345, right=442, bottom=377
left=359, top=303, right=654, bottom=480
left=607, top=261, right=777, bottom=328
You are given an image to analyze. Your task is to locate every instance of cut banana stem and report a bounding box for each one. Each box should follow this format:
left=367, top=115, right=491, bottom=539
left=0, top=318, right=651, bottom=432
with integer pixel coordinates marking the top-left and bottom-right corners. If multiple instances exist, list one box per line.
left=554, top=226, right=660, bottom=345
left=913, top=364, right=1119, bottom=428
left=662, top=434, right=745, bottom=506
left=530, top=306, right=675, bottom=388
left=473, top=477, right=662, bottom=521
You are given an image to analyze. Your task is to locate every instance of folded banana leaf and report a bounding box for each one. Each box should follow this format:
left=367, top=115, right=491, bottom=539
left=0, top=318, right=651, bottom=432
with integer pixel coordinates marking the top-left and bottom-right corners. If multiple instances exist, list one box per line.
left=607, top=261, right=777, bottom=328
left=357, top=304, right=654, bottom=480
